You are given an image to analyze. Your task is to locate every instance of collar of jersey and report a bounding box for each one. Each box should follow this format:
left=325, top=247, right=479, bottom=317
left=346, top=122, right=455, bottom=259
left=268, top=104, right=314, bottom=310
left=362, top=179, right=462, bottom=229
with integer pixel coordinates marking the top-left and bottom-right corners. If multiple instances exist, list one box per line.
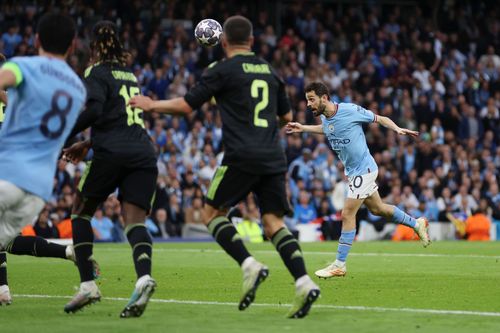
left=233, top=51, right=255, bottom=56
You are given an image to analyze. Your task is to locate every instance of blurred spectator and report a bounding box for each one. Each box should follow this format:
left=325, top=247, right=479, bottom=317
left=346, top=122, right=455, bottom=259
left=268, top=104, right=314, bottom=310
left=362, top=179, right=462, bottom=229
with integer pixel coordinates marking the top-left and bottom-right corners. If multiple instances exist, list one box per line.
left=464, top=207, right=492, bottom=241
left=91, top=208, right=114, bottom=242
left=33, top=207, right=59, bottom=239
left=293, top=190, right=317, bottom=224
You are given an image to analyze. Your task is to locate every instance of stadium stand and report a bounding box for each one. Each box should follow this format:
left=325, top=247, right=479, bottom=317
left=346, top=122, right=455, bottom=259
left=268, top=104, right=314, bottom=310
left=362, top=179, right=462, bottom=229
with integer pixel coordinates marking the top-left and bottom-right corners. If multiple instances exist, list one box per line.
left=1, top=0, right=498, bottom=241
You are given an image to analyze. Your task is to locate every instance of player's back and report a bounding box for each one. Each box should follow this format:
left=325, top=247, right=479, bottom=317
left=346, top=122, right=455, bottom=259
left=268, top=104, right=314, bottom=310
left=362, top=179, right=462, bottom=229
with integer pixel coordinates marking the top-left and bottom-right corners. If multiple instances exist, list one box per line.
left=187, top=53, right=290, bottom=174
left=84, top=63, right=154, bottom=156
left=0, top=56, right=86, bottom=200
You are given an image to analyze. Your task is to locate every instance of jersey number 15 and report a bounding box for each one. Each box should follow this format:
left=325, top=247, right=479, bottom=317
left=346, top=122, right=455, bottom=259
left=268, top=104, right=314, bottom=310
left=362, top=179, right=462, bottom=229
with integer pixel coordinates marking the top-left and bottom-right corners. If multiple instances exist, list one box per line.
left=120, top=85, right=144, bottom=128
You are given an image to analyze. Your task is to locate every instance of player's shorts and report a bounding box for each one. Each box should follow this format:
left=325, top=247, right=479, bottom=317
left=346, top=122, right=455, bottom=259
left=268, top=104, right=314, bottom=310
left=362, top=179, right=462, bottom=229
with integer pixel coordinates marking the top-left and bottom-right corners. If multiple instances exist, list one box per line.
left=78, top=152, right=158, bottom=212
left=0, top=180, right=44, bottom=248
left=347, top=170, right=379, bottom=200
left=205, top=165, right=291, bottom=216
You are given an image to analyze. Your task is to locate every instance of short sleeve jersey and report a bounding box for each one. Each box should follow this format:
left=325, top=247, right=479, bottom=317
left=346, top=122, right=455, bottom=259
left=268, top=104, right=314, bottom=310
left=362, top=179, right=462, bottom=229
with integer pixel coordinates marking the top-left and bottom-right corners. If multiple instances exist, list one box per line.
left=321, top=103, right=378, bottom=177
left=0, top=56, right=86, bottom=200
left=83, top=63, right=155, bottom=156
left=184, top=52, right=291, bottom=175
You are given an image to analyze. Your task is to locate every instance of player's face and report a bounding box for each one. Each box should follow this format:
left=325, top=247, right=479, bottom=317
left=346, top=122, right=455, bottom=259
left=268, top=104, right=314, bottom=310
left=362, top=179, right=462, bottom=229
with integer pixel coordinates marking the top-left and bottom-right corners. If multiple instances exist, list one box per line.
left=306, top=91, right=326, bottom=117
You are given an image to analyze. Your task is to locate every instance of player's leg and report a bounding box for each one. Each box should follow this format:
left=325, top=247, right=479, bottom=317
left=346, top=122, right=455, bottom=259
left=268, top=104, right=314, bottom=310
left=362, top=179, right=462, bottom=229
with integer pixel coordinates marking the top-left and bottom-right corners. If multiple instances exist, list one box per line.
left=0, top=251, right=10, bottom=306
left=0, top=180, right=45, bottom=305
left=315, top=197, right=364, bottom=279
left=364, top=191, right=430, bottom=247
left=204, top=166, right=265, bottom=310
left=65, top=157, right=115, bottom=313
left=64, top=192, right=102, bottom=313
left=118, top=166, right=157, bottom=318
left=316, top=172, right=377, bottom=279
left=256, top=173, right=320, bottom=318
left=5, top=233, right=67, bottom=259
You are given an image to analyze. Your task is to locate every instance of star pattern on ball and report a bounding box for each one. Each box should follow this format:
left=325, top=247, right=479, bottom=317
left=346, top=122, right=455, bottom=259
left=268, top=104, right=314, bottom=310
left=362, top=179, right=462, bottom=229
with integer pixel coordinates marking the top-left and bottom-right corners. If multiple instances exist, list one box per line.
left=195, top=19, right=223, bottom=47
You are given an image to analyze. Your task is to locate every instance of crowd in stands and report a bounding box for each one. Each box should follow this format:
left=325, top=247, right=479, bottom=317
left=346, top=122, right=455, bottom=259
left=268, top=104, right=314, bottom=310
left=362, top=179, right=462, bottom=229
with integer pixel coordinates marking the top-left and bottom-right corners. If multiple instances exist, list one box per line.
left=1, top=0, right=499, bottom=241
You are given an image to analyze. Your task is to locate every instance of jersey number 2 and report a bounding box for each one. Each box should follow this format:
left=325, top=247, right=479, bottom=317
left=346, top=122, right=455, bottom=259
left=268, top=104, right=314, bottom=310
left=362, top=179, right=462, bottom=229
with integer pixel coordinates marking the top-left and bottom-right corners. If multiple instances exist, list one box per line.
left=251, top=79, right=269, bottom=128
left=119, top=85, right=144, bottom=127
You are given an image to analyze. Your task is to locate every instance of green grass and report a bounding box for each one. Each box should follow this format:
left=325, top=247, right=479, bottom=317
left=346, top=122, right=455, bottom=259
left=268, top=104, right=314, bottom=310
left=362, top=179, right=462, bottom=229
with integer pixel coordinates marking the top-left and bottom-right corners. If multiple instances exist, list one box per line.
left=2, top=241, right=500, bottom=333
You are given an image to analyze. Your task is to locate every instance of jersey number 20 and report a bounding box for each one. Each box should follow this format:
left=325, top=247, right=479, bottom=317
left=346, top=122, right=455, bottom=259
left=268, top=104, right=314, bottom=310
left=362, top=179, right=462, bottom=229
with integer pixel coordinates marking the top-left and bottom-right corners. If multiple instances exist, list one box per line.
left=120, top=85, right=144, bottom=127
left=251, top=79, right=269, bottom=128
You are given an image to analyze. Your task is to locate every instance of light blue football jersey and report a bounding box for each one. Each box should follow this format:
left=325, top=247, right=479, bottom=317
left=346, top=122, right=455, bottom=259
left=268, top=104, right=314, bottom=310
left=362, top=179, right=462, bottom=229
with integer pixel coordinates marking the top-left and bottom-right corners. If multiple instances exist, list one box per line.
left=321, top=103, right=378, bottom=177
left=0, top=56, right=86, bottom=201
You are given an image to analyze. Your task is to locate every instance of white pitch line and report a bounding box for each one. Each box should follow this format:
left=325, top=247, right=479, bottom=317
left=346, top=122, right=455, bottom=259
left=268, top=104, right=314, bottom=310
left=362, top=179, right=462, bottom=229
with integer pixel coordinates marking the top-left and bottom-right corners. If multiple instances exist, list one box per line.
left=13, top=294, right=500, bottom=317
left=95, top=247, right=500, bottom=260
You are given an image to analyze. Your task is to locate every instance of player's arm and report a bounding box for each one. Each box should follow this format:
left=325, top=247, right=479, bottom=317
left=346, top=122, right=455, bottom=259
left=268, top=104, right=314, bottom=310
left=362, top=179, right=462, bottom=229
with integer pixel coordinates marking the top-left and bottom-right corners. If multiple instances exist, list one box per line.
left=278, top=111, right=293, bottom=128
left=129, top=96, right=192, bottom=115
left=285, top=122, right=324, bottom=134
left=376, top=115, right=419, bottom=138
left=0, top=62, right=22, bottom=92
left=67, top=99, right=104, bottom=139
left=130, top=64, right=222, bottom=116
left=0, top=90, right=7, bottom=104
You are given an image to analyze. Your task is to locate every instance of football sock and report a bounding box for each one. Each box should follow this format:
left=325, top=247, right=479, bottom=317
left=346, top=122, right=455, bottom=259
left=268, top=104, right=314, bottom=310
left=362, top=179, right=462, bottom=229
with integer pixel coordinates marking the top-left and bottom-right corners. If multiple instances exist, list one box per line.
left=72, top=214, right=95, bottom=282
left=207, top=216, right=251, bottom=266
left=125, top=224, right=152, bottom=279
left=336, top=229, right=356, bottom=262
left=271, top=227, right=307, bottom=280
left=392, top=207, right=417, bottom=228
left=0, top=251, right=7, bottom=286
left=5, top=236, right=66, bottom=258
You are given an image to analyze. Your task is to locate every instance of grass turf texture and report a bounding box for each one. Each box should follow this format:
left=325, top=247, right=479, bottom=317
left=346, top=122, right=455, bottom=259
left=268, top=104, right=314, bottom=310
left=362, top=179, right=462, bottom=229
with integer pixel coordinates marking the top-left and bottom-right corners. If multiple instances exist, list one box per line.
left=1, top=241, right=499, bottom=333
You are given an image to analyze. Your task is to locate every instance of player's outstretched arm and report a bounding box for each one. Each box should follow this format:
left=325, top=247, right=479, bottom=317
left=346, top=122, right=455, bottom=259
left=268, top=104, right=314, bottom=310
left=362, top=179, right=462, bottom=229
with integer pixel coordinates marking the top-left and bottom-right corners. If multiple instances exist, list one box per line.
left=376, top=115, right=419, bottom=138
left=285, top=122, right=324, bottom=134
left=130, top=95, right=192, bottom=116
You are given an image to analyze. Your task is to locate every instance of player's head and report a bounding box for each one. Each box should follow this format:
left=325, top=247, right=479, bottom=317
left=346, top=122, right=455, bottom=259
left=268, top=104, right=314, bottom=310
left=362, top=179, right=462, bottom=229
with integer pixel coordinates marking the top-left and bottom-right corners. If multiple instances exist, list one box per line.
left=91, top=20, right=127, bottom=65
left=305, top=82, right=330, bottom=117
left=36, top=13, right=76, bottom=56
left=0, top=53, right=6, bottom=64
left=222, top=15, right=254, bottom=48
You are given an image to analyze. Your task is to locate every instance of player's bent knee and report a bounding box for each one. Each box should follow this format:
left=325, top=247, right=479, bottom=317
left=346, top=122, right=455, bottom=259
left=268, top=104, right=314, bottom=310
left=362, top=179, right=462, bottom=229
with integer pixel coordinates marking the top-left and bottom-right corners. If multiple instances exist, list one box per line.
left=204, top=204, right=228, bottom=225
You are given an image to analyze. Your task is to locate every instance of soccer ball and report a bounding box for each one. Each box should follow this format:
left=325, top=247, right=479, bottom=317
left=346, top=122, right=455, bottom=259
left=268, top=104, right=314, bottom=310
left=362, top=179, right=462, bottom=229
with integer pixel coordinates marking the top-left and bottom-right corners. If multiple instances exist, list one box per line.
left=194, top=19, right=223, bottom=47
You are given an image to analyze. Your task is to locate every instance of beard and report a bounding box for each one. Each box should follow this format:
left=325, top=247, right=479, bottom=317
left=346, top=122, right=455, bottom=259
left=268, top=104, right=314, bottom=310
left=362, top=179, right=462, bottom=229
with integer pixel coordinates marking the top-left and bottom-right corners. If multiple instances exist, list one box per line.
left=312, top=101, right=326, bottom=116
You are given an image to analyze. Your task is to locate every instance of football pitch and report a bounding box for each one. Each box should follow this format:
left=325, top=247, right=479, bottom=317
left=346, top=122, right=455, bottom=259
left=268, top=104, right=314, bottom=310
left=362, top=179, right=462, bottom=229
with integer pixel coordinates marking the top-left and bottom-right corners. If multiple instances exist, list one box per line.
left=1, top=241, right=499, bottom=333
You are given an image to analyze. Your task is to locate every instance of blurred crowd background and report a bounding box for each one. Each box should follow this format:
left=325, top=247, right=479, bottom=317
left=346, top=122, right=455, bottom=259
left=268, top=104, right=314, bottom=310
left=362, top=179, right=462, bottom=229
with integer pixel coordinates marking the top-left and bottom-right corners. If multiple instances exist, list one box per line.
left=1, top=0, right=499, bottom=242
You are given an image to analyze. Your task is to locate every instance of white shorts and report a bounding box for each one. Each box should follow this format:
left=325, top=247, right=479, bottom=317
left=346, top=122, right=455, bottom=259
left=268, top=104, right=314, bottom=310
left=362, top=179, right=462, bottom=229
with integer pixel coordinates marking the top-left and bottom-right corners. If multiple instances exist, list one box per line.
left=347, top=171, right=379, bottom=200
left=0, top=180, right=45, bottom=249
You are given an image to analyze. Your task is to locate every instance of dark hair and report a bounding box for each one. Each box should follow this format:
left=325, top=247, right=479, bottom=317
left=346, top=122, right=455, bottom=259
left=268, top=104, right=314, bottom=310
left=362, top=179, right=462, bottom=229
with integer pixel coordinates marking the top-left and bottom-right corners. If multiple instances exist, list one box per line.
left=36, top=13, right=76, bottom=55
left=223, top=15, right=253, bottom=45
left=91, top=21, right=128, bottom=65
left=305, top=82, right=330, bottom=99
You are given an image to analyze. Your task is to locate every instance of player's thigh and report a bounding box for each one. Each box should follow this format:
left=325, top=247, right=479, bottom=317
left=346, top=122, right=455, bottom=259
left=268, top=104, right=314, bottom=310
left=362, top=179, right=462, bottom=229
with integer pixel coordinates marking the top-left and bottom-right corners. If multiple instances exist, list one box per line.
left=119, top=166, right=158, bottom=213
left=0, top=189, right=44, bottom=248
left=363, top=191, right=390, bottom=216
left=78, top=155, right=122, bottom=202
left=205, top=166, right=257, bottom=210
left=342, top=197, right=365, bottom=220
left=253, top=173, right=291, bottom=217
left=347, top=171, right=379, bottom=200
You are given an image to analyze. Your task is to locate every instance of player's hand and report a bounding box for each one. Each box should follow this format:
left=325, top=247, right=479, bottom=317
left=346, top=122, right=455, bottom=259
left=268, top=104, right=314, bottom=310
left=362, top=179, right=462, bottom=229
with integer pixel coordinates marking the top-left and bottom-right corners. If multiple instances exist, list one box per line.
left=397, top=128, right=419, bottom=138
left=129, top=95, right=153, bottom=111
left=62, top=140, right=90, bottom=164
left=285, top=122, right=303, bottom=134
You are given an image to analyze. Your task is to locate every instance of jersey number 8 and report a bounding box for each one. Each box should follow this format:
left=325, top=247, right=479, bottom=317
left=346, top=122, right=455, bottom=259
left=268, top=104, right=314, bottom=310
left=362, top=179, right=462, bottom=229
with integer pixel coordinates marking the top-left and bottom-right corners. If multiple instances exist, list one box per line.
left=40, top=90, right=72, bottom=139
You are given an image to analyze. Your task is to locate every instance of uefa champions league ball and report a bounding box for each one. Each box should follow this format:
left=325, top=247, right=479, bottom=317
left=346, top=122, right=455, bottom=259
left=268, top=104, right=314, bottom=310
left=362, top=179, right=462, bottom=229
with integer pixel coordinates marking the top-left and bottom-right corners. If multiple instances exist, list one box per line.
left=194, top=19, right=223, bottom=47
